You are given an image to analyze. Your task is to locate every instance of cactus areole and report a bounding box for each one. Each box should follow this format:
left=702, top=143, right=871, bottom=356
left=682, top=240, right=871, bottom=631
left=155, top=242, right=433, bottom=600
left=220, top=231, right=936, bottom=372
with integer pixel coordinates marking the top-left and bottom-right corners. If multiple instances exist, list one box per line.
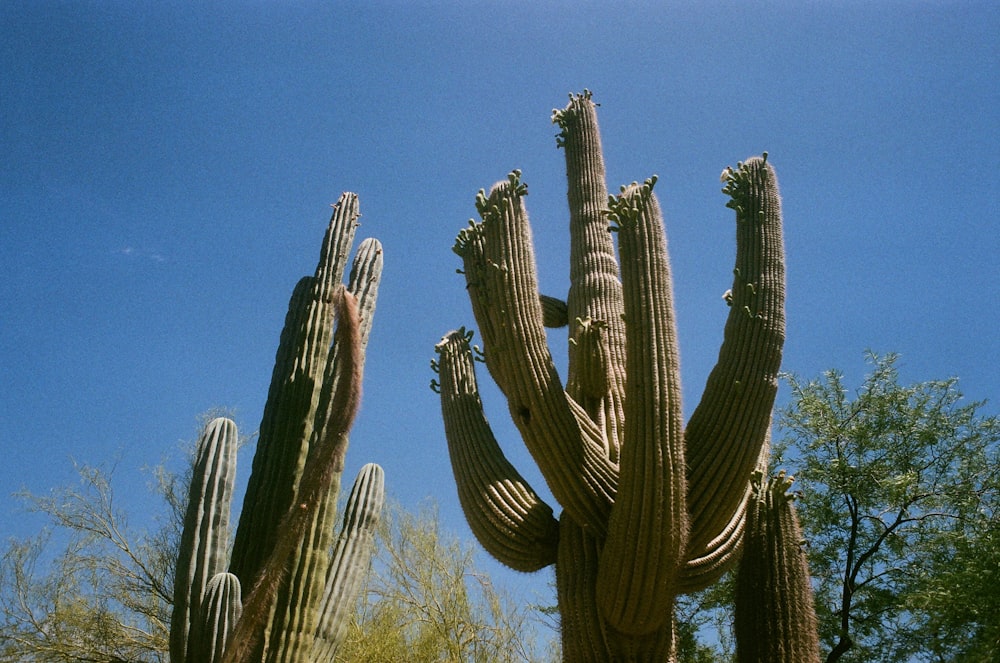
left=434, top=90, right=787, bottom=660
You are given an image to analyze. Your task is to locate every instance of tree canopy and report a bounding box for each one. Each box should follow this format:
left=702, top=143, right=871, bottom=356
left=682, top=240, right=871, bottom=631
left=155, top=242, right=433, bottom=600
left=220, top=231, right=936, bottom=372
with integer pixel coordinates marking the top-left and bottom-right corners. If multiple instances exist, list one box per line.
left=776, top=352, right=1000, bottom=662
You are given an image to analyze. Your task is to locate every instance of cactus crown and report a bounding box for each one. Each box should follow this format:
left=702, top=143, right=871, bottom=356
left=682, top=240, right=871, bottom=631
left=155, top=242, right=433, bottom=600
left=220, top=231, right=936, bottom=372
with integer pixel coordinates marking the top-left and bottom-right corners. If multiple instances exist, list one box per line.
left=607, top=175, right=659, bottom=230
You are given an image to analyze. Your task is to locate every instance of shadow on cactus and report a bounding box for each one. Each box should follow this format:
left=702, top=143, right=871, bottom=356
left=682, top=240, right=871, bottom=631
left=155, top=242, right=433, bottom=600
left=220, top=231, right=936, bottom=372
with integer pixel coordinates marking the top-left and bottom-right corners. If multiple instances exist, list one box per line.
left=170, top=193, right=386, bottom=663
left=433, top=91, right=818, bottom=661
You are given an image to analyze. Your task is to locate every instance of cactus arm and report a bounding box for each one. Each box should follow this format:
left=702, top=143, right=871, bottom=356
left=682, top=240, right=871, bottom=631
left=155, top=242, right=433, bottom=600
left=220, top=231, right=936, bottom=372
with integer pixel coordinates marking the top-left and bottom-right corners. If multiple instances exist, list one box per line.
left=678, top=478, right=749, bottom=591
left=311, top=463, right=385, bottom=662
left=684, top=155, right=786, bottom=560
left=566, top=318, right=613, bottom=450
left=596, top=179, right=688, bottom=636
left=222, top=289, right=363, bottom=663
left=345, top=238, right=383, bottom=353
left=539, top=294, right=569, bottom=328
left=230, top=194, right=362, bottom=587
left=170, top=417, right=238, bottom=663
left=679, top=429, right=770, bottom=592
left=455, top=177, right=617, bottom=532
left=315, top=194, right=363, bottom=292
left=195, top=572, right=243, bottom=663
left=435, top=329, right=560, bottom=572
left=554, top=91, right=627, bottom=460
left=678, top=500, right=748, bottom=593
left=735, top=472, right=821, bottom=663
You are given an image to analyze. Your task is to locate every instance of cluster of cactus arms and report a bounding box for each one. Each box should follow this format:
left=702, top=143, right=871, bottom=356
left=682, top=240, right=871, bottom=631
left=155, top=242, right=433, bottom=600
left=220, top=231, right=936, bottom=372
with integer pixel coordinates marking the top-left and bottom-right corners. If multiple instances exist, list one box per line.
left=433, top=91, right=818, bottom=661
left=170, top=193, right=386, bottom=663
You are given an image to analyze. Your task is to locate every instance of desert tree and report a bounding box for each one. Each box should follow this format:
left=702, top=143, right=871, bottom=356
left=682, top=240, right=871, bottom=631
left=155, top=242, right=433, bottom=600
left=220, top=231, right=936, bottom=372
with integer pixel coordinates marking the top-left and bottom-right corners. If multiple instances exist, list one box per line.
left=776, top=352, right=1000, bottom=662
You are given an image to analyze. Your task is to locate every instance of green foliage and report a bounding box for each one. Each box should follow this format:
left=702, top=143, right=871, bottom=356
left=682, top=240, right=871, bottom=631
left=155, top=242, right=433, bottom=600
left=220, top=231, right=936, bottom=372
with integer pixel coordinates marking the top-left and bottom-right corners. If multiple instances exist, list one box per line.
left=775, top=352, right=1000, bottom=662
left=0, top=462, right=177, bottom=662
left=675, top=574, right=737, bottom=663
left=336, top=501, right=556, bottom=662
left=674, top=614, right=724, bottom=663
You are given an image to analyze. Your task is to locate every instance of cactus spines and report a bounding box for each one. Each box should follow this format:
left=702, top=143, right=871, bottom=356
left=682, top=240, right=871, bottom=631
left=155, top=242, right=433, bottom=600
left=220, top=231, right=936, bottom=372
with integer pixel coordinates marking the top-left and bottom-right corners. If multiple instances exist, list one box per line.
left=735, top=472, right=820, bottom=663
left=435, top=92, right=787, bottom=658
left=171, top=416, right=238, bottom=663
left=170, top=192, right=384, bottom=663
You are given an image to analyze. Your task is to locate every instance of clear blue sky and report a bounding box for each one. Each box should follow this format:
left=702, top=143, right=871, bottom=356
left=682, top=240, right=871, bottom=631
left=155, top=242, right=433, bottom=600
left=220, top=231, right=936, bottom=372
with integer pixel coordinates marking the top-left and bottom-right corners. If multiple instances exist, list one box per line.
left=2, top=0, right=998, bottom=622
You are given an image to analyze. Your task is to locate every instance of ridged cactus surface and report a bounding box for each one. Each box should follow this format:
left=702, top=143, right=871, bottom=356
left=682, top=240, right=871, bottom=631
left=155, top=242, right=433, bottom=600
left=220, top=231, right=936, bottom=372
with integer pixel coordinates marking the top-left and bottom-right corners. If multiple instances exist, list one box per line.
left=313, top=462, right=385, bottom=663
left=735, top=472, right=821, bottom=663
left=171, top=416, right=238, bottom=663
left=170, top=193, right=385, bottom=663
left=434, top=91, right=794, bottom=660
left=197, top=573, right=243, bottom=663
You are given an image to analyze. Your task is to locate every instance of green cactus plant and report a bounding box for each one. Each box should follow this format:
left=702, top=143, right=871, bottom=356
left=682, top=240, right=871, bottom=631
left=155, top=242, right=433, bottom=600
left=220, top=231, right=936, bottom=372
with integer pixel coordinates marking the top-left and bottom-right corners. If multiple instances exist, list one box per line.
left=171, top=416, right=238, bottom=663
left=735, top=471, right=821, bottom=663
left=170, top=192, right=385, bottom=663
left=433, top=91, right=787, bottom=659
left=197, top=572, right=243, bottom=663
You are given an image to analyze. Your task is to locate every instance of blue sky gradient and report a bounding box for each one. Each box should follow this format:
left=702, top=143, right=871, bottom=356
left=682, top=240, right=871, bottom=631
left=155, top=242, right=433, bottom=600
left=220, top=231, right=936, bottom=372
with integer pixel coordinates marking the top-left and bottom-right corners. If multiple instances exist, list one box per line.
left=3, top=0, right=998, bottom=632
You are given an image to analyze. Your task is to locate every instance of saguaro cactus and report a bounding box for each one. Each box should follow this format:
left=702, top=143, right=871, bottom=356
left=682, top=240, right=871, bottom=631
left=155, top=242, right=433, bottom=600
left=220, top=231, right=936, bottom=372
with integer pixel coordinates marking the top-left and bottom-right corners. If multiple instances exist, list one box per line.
left=434, top=91, right=787, bottom=659
left=735, top=471, right=821, bottom=663
left=171, top=417, right=239, bottom=663
left=170, top=193, right=386, bottom=663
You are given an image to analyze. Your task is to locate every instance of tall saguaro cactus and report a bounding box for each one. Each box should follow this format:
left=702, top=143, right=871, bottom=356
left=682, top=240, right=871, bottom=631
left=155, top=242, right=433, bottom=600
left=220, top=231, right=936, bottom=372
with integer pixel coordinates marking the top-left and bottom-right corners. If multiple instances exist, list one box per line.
left=170, top=193, right=386, bottom=663
left=433, top=91, right=789, bottom=659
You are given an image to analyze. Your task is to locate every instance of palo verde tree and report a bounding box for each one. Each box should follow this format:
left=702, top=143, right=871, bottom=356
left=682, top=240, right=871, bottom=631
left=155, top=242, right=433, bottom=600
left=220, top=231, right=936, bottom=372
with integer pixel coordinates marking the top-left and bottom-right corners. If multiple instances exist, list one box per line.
left=776, top=352, right=1000, bottom=663
left=432, top=90, right=817, bottom=661
left=0, top=461, right=178, bottom=663
left=337, top=501, right=558, bottom=663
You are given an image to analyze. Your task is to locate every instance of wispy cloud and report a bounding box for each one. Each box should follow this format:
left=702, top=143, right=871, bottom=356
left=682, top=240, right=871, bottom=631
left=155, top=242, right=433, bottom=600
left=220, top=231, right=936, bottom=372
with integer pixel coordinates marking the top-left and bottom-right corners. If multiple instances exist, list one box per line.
left=118, top=246, right=166, bottom=263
